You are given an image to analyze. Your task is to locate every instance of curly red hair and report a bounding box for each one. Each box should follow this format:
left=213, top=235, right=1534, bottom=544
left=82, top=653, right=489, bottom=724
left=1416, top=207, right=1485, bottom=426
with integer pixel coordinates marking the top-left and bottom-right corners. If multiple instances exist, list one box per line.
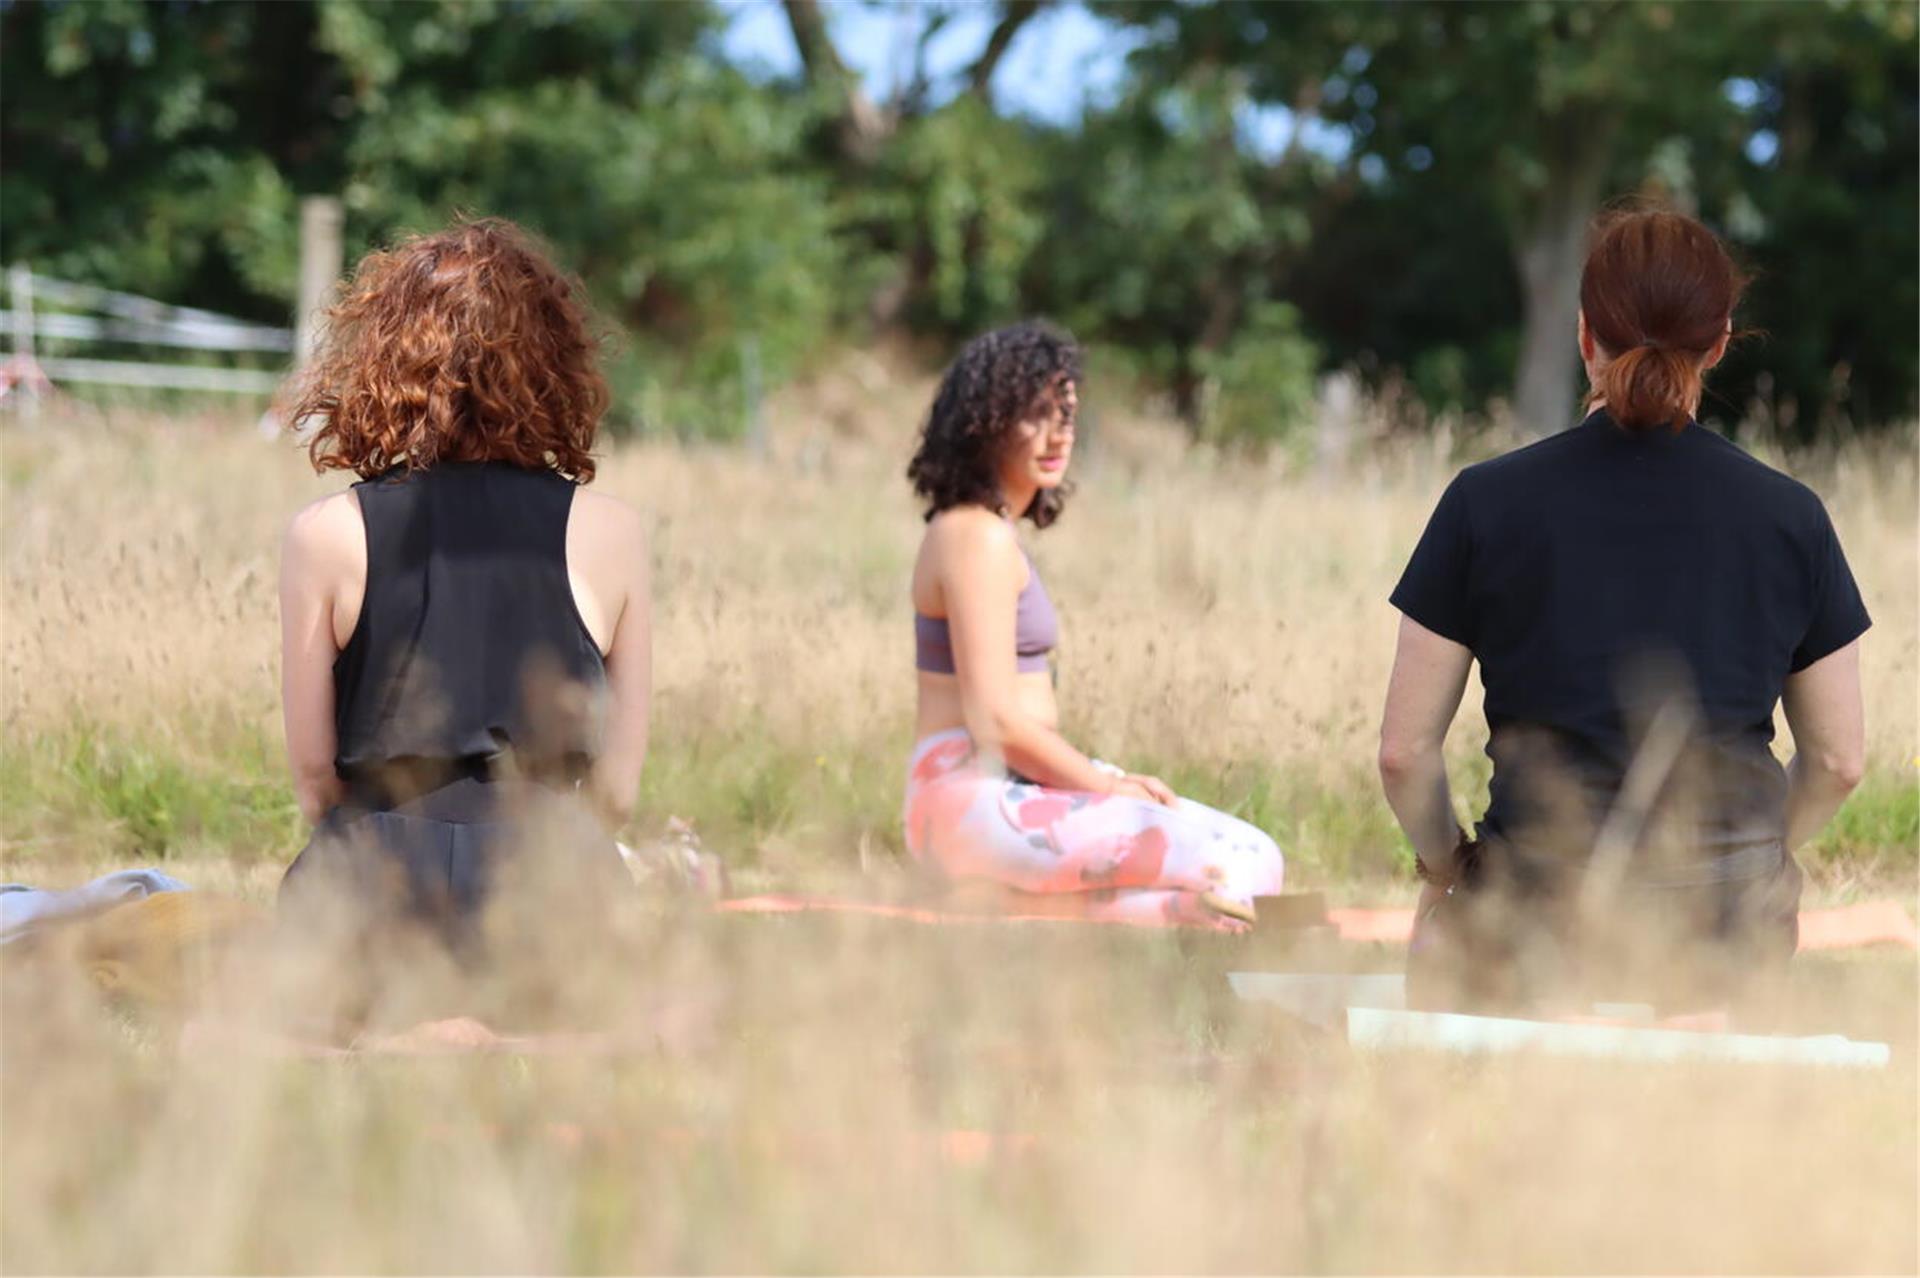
left=284, top=218, right=607, bottom=482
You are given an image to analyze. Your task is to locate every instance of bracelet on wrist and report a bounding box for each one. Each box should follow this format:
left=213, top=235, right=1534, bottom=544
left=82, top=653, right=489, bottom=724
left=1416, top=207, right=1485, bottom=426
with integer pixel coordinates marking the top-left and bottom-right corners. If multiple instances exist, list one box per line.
left=1414, top=829, right=1474, bottom=888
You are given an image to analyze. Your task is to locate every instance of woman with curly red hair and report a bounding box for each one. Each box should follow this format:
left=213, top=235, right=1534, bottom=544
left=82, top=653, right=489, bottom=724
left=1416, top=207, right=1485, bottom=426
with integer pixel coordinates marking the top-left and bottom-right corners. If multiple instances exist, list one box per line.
left=275, top=218, right=648, bottom=971
left=903, top=322, right=1284, bottom=929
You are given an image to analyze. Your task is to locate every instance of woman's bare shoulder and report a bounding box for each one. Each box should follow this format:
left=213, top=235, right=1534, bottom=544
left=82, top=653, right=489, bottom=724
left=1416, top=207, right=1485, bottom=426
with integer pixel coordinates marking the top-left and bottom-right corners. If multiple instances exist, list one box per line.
left=282, top=489, right=363, bottom=562
left=925, top=506, right=1018, bottom=557
left=568, top=486, right=647, bottom=547
left=569, top=484, right=641, bottom=526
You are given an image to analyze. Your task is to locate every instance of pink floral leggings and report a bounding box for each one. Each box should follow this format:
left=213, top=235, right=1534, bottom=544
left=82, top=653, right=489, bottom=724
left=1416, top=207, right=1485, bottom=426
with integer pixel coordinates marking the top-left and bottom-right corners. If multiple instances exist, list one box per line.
left=902, top=730, right=1285, bottom=929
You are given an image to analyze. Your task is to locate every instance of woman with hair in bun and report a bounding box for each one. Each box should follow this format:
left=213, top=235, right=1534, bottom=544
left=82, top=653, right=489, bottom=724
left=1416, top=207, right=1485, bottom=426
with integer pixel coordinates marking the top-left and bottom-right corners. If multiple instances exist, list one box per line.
left=1379, top=206, right=1869, bottom=1011
left=902, top=322, right=1283, bottom=930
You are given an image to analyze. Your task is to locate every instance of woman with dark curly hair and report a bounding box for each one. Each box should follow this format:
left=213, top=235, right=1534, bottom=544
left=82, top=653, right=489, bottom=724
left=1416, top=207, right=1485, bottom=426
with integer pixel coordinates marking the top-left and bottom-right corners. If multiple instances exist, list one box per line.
left=274, top=218, right=648, bottom=975
left=903, top=322, right=1283, bottom=928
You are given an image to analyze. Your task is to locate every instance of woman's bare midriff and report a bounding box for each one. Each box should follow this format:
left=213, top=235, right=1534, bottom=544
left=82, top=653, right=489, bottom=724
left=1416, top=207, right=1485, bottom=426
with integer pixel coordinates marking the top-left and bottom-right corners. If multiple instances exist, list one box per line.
left=915, top=669, right=1058, bottom=743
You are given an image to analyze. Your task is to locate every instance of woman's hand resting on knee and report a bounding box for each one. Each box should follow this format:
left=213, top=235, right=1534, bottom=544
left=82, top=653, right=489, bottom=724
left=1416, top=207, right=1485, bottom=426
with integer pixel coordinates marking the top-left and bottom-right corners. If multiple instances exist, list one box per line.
left=1106, top=773, right=1176, bottom=806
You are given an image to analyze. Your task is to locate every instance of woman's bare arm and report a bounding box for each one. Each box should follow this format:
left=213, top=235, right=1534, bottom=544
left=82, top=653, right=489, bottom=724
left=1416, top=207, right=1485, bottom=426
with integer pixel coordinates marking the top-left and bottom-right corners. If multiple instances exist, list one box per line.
left=1780, top=639, right=1865, bottom=850
left=279, top=493, right=361, bottom=826
left=586, top=504, right=651, bottom=831
left=1378, top=614, right=1475, bottom=873
left=938, top=511, right=1121, bottom=794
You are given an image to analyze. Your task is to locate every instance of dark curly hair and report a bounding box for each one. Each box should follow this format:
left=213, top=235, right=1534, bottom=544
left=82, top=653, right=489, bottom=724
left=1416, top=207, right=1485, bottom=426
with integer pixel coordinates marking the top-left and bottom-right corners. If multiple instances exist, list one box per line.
left=907, top=321, right=1082, bottom=528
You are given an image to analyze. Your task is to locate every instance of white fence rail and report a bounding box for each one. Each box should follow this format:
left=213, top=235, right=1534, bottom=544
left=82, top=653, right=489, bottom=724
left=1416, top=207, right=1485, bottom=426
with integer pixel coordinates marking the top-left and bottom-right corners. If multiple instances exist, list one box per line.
left=3, top=266, right=295, bottom=408
left=0, top=309, right=293, bottom=353
left=29, top=357, right=285, bottom=394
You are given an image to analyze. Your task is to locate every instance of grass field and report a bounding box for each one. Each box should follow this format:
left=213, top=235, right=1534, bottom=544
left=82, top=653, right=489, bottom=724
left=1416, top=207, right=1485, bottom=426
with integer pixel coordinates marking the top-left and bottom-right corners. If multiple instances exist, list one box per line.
left=2, top=382, right=1915, bottom=893
left=2, top=904, right=1915, bottom=1272
left=1, top=385, right=1916, bottom=1272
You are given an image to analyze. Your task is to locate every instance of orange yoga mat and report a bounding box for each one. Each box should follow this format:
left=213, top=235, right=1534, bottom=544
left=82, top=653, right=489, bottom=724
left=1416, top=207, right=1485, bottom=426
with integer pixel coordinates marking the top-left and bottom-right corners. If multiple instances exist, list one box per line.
left=1796, top=900, right=1919, bottom=951
left=716, top=893, right=1175, bottom=929
left=717, top=894, right=1919, bottom=951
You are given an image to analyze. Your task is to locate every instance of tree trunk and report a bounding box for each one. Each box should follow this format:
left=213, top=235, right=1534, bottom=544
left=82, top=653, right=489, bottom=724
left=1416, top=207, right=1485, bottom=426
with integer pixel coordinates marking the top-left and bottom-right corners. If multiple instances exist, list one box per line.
left=781, top=0, right=888, bottom=164
left=966, top=1, right=1045, bottom=102
left=1511, top=120, right=1615, bottom=436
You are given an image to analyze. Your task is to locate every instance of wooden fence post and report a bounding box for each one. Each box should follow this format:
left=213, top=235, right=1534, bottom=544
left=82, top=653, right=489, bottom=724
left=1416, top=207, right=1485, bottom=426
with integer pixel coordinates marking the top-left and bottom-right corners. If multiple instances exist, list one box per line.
left=295, top=197, right=344, bottom=370
left=9, top=263, right=38, bottom=419
left=741, top=333, right=767, bottom=457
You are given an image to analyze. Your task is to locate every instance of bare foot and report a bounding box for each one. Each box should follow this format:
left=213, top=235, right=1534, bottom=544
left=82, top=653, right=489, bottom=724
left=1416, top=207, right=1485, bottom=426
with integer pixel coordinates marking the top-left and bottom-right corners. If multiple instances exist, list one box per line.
left=1199, top=891, right=1258, bottom=925
left=354, top=1016, right=502, bottom=1053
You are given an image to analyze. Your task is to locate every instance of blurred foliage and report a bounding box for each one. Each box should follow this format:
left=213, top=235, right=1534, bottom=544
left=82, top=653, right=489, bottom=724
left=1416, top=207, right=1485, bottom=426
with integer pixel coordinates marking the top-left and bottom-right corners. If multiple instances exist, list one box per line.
left=3, top=0, right=1912, bottom=442
left=1192, top=303, right=1321, bottom=448
left=859, top=97, right=1049, bottom=333
left=1106, top=0, right=1919, bottom=437
left=1026, top=67, right=1323, bottom=431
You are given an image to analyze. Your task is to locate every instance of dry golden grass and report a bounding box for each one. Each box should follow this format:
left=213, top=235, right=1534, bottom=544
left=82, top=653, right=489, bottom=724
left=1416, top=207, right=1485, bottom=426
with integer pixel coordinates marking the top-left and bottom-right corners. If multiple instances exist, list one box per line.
left=3, top=381, right=1914, bottom=892
left=1, top=387, right=1916, bottom=1274
left=1, top=897, right=1915, bottom=1273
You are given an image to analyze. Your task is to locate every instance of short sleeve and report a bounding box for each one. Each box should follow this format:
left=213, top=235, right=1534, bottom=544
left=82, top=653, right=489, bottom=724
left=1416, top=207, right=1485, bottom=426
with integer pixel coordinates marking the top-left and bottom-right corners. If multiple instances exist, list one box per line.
left=1390, top=473, right=1476, bottom=646
left=1790, top=502, right=1871, bottom=672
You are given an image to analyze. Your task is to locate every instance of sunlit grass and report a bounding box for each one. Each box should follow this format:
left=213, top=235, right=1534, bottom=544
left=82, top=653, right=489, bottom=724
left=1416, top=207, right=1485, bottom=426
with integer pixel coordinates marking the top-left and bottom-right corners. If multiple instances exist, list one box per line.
left=1, top=391, right=1916, bottom=1273
left=2, top=909, right=1914, bottom=1273
left=3, top=398, right=1913, bottom=896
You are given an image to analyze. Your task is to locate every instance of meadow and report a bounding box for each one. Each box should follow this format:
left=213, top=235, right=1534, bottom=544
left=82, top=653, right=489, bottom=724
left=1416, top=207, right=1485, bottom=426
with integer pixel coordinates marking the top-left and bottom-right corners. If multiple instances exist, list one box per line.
left=1, top=377, right=1916, bottom=1272
left=3, top=365, right=1916, bottom=895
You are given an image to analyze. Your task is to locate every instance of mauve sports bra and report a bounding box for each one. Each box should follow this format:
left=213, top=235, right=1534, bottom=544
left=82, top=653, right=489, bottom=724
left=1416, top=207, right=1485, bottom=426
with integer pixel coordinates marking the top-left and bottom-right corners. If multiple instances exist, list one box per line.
left=915, top=549, right=1059, bottom=675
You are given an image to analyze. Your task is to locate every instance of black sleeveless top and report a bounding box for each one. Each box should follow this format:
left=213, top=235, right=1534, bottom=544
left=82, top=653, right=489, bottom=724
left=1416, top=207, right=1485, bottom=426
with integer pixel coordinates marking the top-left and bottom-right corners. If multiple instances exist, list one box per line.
left=332, top=462, right=607, bottom=802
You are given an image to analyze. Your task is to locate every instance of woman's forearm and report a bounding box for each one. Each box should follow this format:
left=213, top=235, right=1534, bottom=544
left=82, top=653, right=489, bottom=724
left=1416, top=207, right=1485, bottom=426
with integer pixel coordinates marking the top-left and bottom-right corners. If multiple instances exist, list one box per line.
left=1779, top=641, right=1865, bottom=853
left=1783, top=754, right=1860, bottom=852
left=979, top=715, right=1114, bottom=793
left=294, top=769, right=344, bottom=827
left=1380, top=745, right=1459, bottom=871
left=1378, top=617, right=1475, bottom=875
left=588, top=748, right=645, bottom=833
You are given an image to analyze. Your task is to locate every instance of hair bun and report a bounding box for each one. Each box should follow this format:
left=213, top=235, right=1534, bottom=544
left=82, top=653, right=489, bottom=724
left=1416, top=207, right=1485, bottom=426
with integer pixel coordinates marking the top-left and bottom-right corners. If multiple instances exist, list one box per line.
left=1579, top=207, right=1746, bottom=433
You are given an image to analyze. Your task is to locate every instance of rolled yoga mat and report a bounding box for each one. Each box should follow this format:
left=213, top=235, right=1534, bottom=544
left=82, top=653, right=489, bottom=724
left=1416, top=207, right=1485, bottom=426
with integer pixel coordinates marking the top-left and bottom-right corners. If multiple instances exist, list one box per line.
left=1344, top=1005, right=1890, bottom=1068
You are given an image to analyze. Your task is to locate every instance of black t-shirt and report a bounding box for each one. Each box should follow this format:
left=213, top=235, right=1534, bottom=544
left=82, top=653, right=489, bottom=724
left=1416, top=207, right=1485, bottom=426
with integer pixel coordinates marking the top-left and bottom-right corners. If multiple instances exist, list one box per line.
left=1391, top=410, right=1870, bottom=880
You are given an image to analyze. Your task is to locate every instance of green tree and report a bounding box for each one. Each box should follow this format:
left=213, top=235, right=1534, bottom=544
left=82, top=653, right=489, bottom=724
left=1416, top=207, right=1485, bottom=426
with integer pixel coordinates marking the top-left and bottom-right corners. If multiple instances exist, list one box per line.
left=317, top=2, right=848, bottom=431
left=6, top=0, right=1911, bottom=440
left=1684, top=8, right=1919, bottom=437
left=1109, top=0, right=1917, bottom=434
left=3, top=0, right=339, bottom=311
left=1026, top=66, right=1323, bottom=431
left=3, top=0, right=848, bottom=433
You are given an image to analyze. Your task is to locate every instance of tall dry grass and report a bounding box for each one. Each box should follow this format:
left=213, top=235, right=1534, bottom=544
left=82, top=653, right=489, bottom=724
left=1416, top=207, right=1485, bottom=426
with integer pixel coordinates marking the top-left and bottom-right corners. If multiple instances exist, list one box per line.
left=2, top=879, right=1915, bottom=1273
left=3, top=381, right=1915, bottom=892
left=1, top=389, right=1916, bottom=1273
